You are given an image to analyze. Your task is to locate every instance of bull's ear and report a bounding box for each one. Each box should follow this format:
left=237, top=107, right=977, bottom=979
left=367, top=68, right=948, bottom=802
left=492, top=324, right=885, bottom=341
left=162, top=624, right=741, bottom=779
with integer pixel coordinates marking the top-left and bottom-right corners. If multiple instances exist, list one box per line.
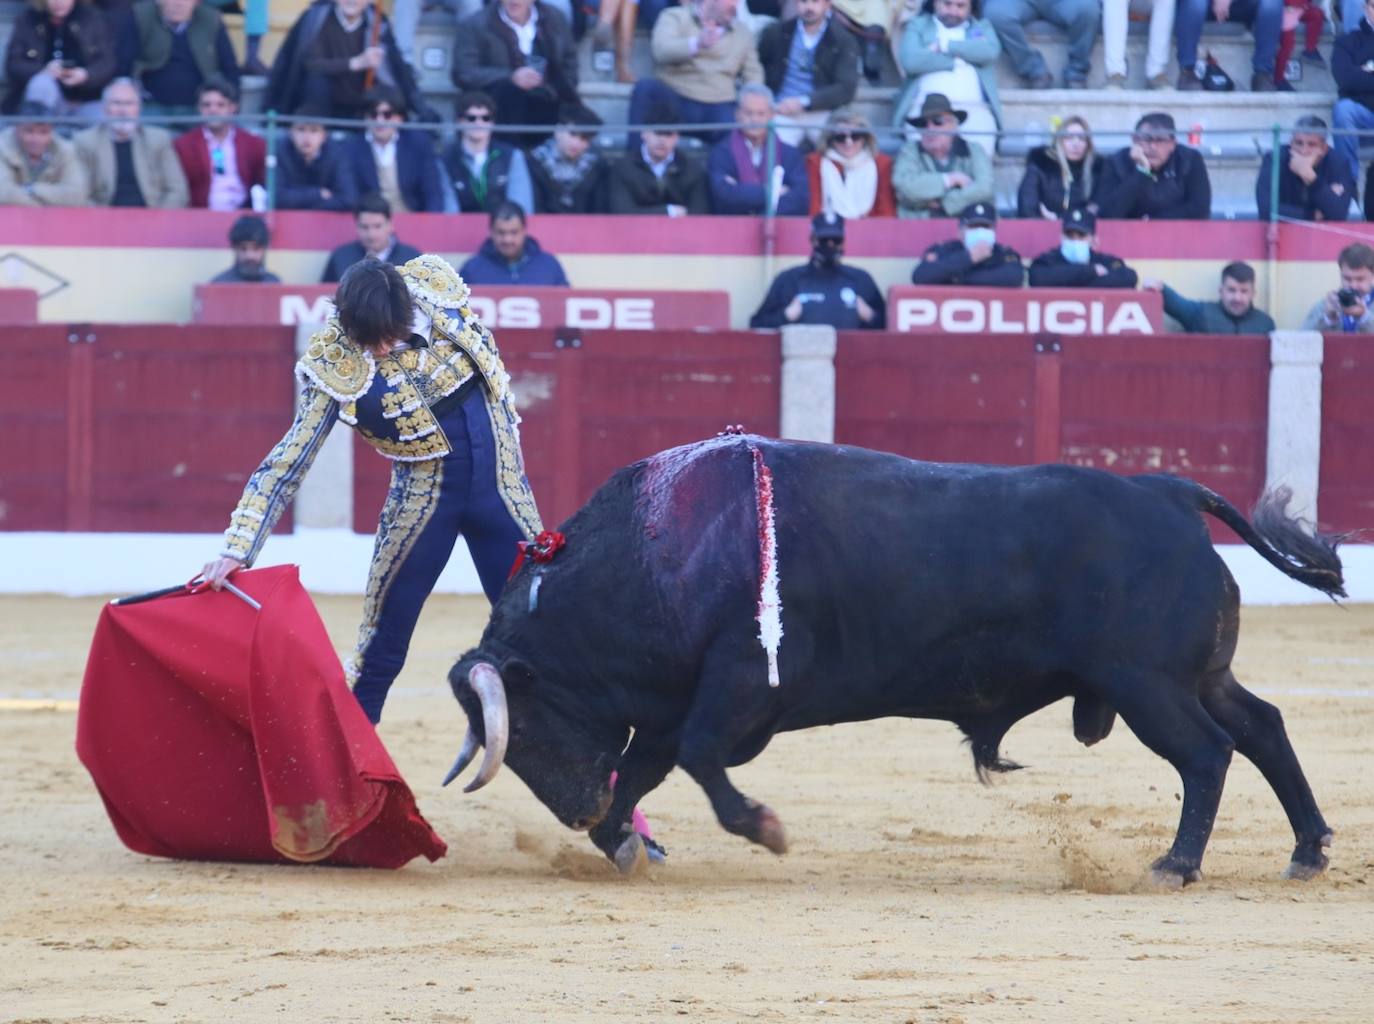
left=499, top=658, right=538, bottom=690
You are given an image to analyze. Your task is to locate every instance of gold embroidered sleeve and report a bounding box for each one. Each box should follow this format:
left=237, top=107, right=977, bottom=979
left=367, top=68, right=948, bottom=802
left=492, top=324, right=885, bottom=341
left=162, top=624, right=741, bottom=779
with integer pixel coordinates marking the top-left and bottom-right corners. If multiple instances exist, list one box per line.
left=294, top=321, right=376, bottom=402
left=221, top=384, right=341, bottom=565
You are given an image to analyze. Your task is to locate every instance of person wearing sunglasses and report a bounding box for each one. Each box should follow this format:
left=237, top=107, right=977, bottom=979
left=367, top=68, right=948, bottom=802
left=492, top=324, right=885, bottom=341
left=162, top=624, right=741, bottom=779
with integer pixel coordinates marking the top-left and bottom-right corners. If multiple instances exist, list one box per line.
left=750, top=211, right=885, bottom=329
left=441, top=90, right=535, bottom=215
left=173, top=77, right=266, bottom=211
left=340, top=85, right=445, bottom=214
left=1096, top=111, right=1212, bottom=221
left=892, top=91, right=992, bottom=219
left=806, top=107, right=895, bottom=218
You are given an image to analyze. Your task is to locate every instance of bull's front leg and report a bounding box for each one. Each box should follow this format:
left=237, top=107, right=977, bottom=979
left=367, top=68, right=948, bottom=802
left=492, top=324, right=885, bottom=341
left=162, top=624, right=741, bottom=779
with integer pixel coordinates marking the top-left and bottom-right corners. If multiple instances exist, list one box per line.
left=590, top=730, right=679, bottom=874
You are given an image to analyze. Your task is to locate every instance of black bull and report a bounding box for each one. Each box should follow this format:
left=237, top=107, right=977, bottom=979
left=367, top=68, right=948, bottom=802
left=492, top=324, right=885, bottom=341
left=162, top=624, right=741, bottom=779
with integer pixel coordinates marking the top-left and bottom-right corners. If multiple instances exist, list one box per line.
left=446, top=435, right=1345, bottom=883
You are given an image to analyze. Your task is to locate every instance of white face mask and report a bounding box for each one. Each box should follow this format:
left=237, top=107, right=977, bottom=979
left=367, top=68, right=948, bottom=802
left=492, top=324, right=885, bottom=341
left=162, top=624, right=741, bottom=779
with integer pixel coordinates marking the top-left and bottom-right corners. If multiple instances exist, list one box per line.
left=1060, top=237, right=1091, bottom=265
left=962, top=227, right=995, bottom=250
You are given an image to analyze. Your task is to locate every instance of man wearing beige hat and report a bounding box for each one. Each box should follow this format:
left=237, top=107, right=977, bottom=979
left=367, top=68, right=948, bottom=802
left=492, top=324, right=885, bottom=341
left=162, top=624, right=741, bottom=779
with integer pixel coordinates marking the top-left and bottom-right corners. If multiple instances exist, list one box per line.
left=892, top=92, right=992, bottom=219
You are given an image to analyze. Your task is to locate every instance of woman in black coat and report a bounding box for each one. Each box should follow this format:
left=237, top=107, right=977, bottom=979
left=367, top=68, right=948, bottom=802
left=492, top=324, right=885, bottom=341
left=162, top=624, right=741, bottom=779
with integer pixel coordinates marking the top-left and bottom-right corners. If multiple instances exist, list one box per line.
left=1016, top=116, right=1104, bottom=219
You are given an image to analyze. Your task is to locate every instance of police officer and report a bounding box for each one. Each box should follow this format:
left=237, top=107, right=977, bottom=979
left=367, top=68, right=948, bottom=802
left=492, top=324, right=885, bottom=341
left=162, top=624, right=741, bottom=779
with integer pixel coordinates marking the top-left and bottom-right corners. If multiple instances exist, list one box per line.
left=911, top=202, right=1025, bottom=287
left=750, top=212, right=887, bottom=330
left=1028, top=206, right=1138, bottom=288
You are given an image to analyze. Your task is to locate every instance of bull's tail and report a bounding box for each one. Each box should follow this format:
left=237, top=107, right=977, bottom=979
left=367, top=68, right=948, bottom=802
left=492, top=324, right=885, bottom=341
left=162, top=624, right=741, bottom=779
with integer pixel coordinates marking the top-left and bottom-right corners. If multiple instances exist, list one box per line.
left=1194, top=484, right=1347, bottom=599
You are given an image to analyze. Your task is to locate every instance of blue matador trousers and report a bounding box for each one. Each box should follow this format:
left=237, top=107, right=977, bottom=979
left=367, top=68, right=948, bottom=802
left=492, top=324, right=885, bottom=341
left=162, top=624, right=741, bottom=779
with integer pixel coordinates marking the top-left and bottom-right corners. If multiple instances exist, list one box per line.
left=350, top=392, right=526, bottom=723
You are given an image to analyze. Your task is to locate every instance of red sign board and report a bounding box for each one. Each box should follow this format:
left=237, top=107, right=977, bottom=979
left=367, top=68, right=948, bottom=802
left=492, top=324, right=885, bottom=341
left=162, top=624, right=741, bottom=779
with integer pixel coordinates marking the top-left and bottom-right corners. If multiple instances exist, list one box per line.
left=194, top=284, right=731, bottom=330
left=0, top=288, right=39, bottom=324
left=887, top=286, right=1163, bottom=335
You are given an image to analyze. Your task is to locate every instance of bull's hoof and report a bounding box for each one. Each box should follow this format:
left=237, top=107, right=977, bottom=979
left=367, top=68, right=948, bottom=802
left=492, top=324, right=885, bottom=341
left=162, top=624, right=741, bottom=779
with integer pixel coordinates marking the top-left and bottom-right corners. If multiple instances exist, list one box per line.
left=754, top=804, right=788, bottom=855
left=613, top=832, right=648, bottom=876
left=1149, top=854, right=1201, bottom=889
left=1283, top=833, right=1332, bottom=881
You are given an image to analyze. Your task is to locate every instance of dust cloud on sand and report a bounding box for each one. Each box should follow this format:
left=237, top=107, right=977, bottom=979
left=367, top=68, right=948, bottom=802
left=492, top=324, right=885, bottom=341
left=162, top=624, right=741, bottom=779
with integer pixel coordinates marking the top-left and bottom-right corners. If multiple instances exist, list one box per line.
left=2, top=595, right=1372, bottom=1022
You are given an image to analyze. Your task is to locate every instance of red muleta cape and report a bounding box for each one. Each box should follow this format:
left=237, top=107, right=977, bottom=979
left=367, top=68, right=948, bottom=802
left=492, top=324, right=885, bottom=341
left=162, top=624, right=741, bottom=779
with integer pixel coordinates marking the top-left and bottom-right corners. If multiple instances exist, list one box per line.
left=75, top=565, right=447, bottom=868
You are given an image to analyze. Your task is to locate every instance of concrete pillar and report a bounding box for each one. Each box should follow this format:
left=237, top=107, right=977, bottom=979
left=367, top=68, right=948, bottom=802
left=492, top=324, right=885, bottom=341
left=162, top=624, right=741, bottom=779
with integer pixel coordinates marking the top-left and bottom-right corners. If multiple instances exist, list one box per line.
left=779, top=325, right=837, bottom=444
left=290, top=322, right=354, bottom=530
left=1265, top=330, right=1324, bottom=521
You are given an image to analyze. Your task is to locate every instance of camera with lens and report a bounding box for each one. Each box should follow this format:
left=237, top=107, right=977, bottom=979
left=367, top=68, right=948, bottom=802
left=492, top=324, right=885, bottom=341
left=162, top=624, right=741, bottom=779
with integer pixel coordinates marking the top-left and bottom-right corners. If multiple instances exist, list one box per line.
left=1337, top=288, right=1360, bottom=308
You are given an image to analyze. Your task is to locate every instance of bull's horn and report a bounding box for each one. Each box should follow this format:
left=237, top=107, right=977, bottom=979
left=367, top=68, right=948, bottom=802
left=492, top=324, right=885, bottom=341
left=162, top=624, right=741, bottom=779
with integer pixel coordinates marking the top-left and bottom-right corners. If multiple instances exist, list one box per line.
left=464, top=662, right=508, bottom=793
left=441, top=727, right=480, bottom=788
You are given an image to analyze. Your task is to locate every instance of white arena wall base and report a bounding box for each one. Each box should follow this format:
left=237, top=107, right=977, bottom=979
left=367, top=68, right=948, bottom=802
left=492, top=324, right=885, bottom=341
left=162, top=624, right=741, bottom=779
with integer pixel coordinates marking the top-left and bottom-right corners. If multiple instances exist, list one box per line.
left=1, top=532, right=1370, bottom=606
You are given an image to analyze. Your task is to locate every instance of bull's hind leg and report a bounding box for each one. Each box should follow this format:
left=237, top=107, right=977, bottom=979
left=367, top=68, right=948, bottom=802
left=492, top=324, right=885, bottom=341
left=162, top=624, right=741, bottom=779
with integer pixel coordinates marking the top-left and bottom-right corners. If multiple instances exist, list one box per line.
left=1107, top=677, right=1236, bottom=887
left=1200, top=670, right=1333, bottom=879
left=675, top=655, right=787, bottom=854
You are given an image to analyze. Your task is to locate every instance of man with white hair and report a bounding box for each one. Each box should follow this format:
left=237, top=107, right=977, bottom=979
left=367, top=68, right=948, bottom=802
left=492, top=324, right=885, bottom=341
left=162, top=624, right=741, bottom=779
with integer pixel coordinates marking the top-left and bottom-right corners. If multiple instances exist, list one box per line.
left=1256, top=115, right=1355, bottom=222
left=706, top=84, right=809, bottom=215
left=74, top=77, right=188, bottom=207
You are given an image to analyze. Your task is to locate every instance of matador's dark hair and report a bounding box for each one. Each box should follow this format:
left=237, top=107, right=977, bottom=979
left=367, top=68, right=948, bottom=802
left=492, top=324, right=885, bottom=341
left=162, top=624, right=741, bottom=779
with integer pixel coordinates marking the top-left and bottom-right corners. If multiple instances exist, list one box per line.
left=335, top=259, right=414, bottom=352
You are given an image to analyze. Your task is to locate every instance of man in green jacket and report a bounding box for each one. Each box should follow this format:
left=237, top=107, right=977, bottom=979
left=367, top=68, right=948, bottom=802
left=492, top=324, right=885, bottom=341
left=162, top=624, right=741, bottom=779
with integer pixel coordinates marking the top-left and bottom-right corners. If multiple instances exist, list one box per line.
left=893, top=92, right=993, bottom=219
left=1143, top=262, right=1277, bottom=335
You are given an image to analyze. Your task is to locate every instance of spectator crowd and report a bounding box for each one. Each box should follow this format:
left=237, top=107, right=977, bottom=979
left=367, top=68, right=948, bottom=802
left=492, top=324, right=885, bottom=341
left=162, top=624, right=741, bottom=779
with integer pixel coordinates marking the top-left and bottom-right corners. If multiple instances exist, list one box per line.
left=3, top=0, right=1374, bottom=333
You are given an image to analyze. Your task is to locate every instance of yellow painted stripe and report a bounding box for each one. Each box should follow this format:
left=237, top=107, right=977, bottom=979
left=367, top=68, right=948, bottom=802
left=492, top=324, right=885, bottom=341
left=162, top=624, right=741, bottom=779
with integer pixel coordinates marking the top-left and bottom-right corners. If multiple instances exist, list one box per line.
left=0, top=698, right=79, bottom=712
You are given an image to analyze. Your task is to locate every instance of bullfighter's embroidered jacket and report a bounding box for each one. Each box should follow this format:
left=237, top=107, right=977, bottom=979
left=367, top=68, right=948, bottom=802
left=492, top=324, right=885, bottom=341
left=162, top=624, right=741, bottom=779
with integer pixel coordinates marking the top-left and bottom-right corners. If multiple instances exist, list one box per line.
left=220, top=254, right=541, bottom=564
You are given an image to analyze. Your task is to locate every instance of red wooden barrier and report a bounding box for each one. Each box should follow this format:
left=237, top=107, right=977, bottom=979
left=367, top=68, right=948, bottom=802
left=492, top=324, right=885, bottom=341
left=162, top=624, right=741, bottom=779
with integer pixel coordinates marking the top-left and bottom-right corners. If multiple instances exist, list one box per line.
left=1, top=324, right=297, bottom=534
left=194, top=284, right=732, bottom=331
left=1319, top=336, right=1374, bottom=534
left=0, top=288, right=39, bottom=324
left=834, top=332, right=1269, bottom=541
left=352, top=329, right=781, bottom=532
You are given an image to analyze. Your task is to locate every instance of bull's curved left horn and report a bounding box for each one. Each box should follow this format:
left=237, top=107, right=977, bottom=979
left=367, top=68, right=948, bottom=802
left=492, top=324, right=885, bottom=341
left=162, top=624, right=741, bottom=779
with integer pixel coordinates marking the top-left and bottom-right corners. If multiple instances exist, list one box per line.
left=441, top=727, right=480, bottom=788
left=464, top=662, right=508, bottom=793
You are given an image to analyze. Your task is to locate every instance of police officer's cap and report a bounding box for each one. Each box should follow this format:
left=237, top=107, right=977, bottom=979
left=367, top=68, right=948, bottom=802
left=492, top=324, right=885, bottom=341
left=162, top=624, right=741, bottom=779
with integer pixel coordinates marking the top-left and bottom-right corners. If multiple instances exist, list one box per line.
left=811, top=212, right=845, bottom=240
left=1061, top=206, right=1097, bottom=233
left=959, top=202, right=996, bottom=227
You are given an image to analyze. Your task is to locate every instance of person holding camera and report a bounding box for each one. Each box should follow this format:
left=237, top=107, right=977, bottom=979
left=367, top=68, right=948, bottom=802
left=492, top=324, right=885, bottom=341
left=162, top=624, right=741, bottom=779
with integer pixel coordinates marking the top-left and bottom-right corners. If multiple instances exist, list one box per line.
left=1300, top=242, right=1374, bottom=332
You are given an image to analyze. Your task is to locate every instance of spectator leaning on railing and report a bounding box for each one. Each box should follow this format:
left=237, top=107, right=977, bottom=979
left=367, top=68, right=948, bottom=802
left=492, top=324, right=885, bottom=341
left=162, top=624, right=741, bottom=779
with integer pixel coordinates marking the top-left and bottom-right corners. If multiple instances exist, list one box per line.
left=0, top=100, right=89, bottom=206
left=528, top=106, right=608, bottom=213
left=1329, top=0, right=1374, bottom=182
left=806, top=107, right=896, bottom=218
left=757, top=0, right=859, bottom=148
left=339, top=85, right=444, bottom=214
left=442, top=90, right=535, bottom=214
left=1256, top=116, right=1354, bottom=222
left=1300, top=242, right=1374, bottom=332
left=892, top=92, right=992, bottom=219
left=3, top=0, right=118, bottom=118
left=607, top=99, right=712, bottom=215
left=628, top=0, right=764, bottom=148
left=1028, top=207, right=1138, bottom=289
left=459, top=201, right=571, bottom=285
left=322, top=193, right=422, bottom=282
left=1016, top=115, right=1103, bottom=219
left=211, top=213, right=281, bottom=283
left=1096, top=112, right=1212, bottom=220
left=273, top=101, right=357, bottom=211
left=707, top=83, right=809, bottom=216
left=451, top=0, right=579, bottom=141
left=911, top=202, right=1024, bottom=286
left=894, top=0, right=1001, bottom=158
left=1142, top=262, right=1276, bottom=334
left=121, top=0, right=239, bottom=115
left=173, top=77, right=265, bottom=210
left=74, top=76, right=188, bottom=206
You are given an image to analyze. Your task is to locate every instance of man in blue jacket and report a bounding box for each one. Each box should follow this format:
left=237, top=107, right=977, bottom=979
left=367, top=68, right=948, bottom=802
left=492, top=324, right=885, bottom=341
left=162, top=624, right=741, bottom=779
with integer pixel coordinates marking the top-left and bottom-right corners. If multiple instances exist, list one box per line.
left=274, top=102, right=356, bottom=211
left=340, top=86, right=444, bottom=214
left=707, top=84, right=809, bottom=216
left=1256, top=116, right=1355, bottom=222
left=460, top=202, right=571, bottom=286
left=1331, top=1, right=1374, bottom=180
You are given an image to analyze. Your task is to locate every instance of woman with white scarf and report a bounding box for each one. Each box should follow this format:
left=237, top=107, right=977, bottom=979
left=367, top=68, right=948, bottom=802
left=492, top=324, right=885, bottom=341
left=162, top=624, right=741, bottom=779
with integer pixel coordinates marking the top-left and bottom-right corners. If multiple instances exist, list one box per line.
left=805, top=108, right=897, bottom=218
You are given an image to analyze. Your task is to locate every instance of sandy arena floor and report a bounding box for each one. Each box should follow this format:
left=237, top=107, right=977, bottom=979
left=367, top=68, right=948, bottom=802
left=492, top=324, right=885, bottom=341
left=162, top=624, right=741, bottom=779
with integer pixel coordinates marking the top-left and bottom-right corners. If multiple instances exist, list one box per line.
left=2, top=594, right=1372, bottom=1023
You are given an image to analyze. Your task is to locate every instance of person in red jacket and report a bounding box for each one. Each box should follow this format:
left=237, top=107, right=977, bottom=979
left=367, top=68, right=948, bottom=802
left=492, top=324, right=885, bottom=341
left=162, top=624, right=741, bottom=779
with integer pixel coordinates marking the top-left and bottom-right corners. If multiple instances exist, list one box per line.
left=172, top=76, right=266, bottom=210
left=805, top=108, right=895, bottom=219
